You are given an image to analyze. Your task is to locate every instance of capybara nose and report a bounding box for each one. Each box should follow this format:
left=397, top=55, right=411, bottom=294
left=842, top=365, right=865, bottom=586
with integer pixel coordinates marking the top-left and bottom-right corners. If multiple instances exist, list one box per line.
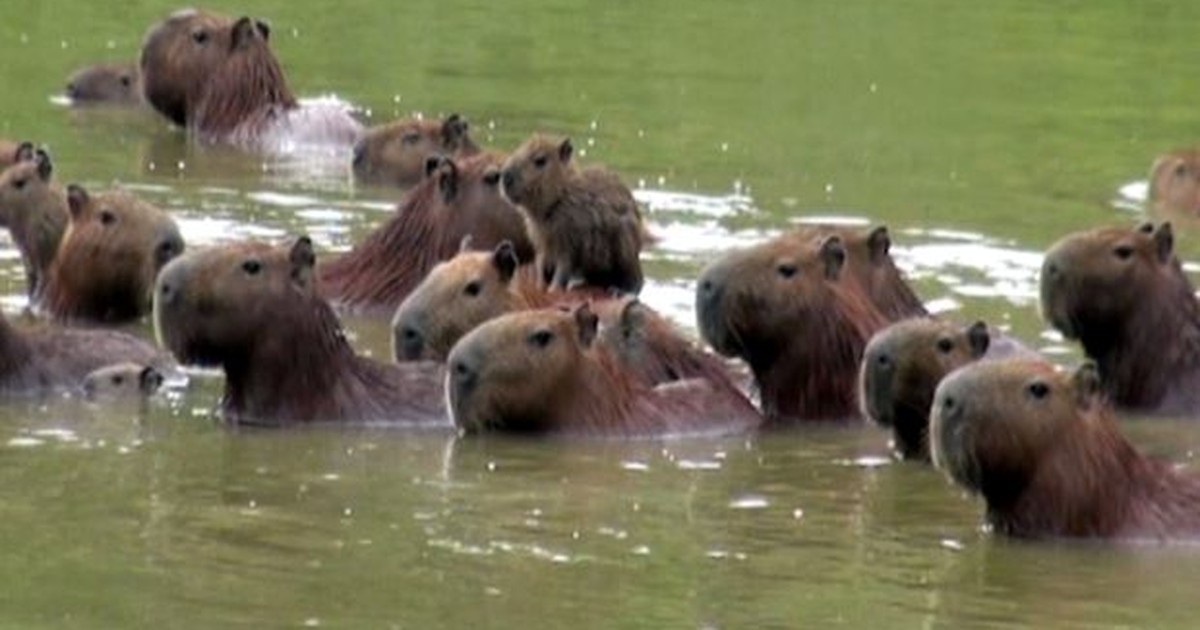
left=155, top=233, right=185, bottom=269
left=396, top=325, right=425, bottom=361
left=1044, top=261, right=1060, bottom=282
left=939, top=394, right=961, bottom=423
left=351, top=140, right=367, bottom=168
left=451, top=358, right=477, bottom=395
left=66, top=83, right=78, bottom=99
left=501, top=170, right=516, bottom=193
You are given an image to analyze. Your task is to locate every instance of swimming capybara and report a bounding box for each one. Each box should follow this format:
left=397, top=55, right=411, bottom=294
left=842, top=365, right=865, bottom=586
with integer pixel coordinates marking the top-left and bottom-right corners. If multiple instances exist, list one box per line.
left=65, top=62, right=141, bottom=105
left=1039, top=222, right=1200, bottom=413
left=392, top=241, right=744, bottom=391
left=154, top=237, right=447, bottom=426
left=501, top=134, right=645, bottom=293
left=139, top=9, right=361, bottom=146
left=446, top=304, right=761, bottom=437
left=40, top=184, right=184, bottom=323
left=82, top=362, right=164, bottom=400
left=697, top=233, right=891, bottom=423
left=931, top=359, right=1200, bottom=539
left=0, top=310, right=175, bottom=396
left=790, top=224, right=927, bottom=320
left=320, top=153, right=534, bottom=314
left=352, top=114, right=480, bottom=187
left=859, top=318, right=1035, bottom=461
left=1148, top=150, right=1200, bottom=219
left=0, top=146, right=68, bottom=298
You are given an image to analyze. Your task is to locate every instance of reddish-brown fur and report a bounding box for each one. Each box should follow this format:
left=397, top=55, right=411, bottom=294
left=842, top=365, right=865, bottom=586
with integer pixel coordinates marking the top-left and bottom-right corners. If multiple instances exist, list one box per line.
left=320, top=153, right=534, bottom=314
left=41, top=184, right=184, bottom=324
left=139, top=9, right=238, bottom=127
left=446, top=304, right=761, bottom=437
left=1040, top=222, right=1200, bottom=413
left=697, top=233, right=891, bottom=423
left=191, top=17, right=296, bottom=141
left=0, top=146, right=68, bottom=298
left=931, top=359, right=1200, bottom=539
left=501, top=134, right=646, bottom=293
left=154, top=238, right=448, bottom=427
left=65, top=62, right=141, bottom=105
left=1148, top=149, right=1200, bottom=219
left=352, top=114, right=480, bottom=187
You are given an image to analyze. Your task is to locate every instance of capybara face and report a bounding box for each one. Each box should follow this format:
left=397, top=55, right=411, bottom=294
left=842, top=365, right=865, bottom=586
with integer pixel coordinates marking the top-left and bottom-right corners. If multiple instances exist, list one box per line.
left=447, top=305, right=598, bottom=433
left=860, top=318, right=989, bottom=460
left=155, top=238, right=315, bottom=366
left=1149, top=150, right=1200, bottom=218
left=82, top=362, right=164, bottom=399
left=931, top=359, right=1096, bottom=499
left=0, top=144, right=55, bottom=227
left=392, top=241, right=520, bottom=362
left=500, top=134, right=573, bottom=214
left=353, top=114, right=476, bottom=187
left=139, top=8, right=237, bottom=125
left=65, top=63, right=140, bottom=105
left=1039, top=223, right=1173, bottom=341
left=790, top=225, right=926, bottom=320
left=191, top=16, right=293, bottom=136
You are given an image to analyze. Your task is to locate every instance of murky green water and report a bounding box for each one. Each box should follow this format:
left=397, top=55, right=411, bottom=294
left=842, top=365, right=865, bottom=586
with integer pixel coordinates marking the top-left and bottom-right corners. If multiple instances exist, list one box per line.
left=3, top=1, right=1200, bottom=627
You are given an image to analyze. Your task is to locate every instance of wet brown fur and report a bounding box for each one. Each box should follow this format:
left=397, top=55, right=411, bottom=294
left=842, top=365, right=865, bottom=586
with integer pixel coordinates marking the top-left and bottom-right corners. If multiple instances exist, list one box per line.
left=1148, top=149, right=1200, bottom=220
left=931, top=359, right=1200, bottom=539
left=352, top=114, right=481, bottom=187
left=65, top=62, right=141, bottom=105
left=0, top=146, right=68, bottom=298
left=139, top=9, right=237, bottom=127
left=320, top=153, right=534, bottom=314
left=154, top=238, right=447, bottom=427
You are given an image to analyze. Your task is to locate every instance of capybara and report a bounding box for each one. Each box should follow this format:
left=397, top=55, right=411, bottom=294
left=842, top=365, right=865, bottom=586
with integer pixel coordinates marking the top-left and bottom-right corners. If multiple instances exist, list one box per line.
left=790, top=224, right=927, bottom=320
left=82, top=362, right=164, bottom=399
left=352, top=114, right=480, bottom=187
left=0, top=310, right=175, bottom=396
left=697, top=233, right=891, bottom=423
left=40, top=184, right=184, bottom=323
left=320, top=153, right=534, bottom=314
left=446, top=304, right=761, bottom=437
left=931, top=359, right=1200, bottom=540
left=859, top=318, right=1034, bottom=461
left=1148, top=150, right=1200, bottom=219
left=0, top=146, right=68, bottom=298
left=139, top=9, right=361, bottom=147
left=154, top=237, right=447, bottom=426
left=391, top=241, right=741, bottom=389
left=501, top=134, right=645, bottom=293
left=1040, top=222, right=1200, bottom=413
left=65, top=62, right=141, bottom=105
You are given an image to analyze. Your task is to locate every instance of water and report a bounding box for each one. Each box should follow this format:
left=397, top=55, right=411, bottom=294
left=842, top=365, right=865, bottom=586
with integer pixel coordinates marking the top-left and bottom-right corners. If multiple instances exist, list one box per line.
left=2, top=0, right=1200, bottom=627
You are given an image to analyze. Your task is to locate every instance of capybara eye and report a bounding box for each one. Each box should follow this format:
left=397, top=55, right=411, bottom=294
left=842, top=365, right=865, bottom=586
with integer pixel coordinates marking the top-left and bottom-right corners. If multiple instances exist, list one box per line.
left=1113, top=245, right=1134, bottom=260
left=99, top=211, right=117, bottom=226
left=463, top=281, right=483, bottom=297
left=120, top=75, right=132, bottom=88
left=482, top=170, right=501, bottom=187
left=192, top=30, right=209, bottom=45
left=241, top=259, right=263, bottom=275
left=1175, top=163, right=1189, bottom=178
left=776, top=263, right=797, bottom=279
left=533, top=155, right=548, bottom=169
left=113, top=376, right=124, bottom=386
left=1027, top=382, right=1050, bottom=400
left=401, top=133, right=421, bottom=145
left=936, top=338, right=954, bottom=353
left=12, top=178, right=26, bottom=191
left=528, top=330, right=554, bottom=348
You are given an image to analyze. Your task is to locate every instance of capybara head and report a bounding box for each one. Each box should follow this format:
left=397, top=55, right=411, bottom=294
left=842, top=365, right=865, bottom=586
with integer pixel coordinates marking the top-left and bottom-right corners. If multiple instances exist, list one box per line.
left=139, top=8, right=237, bottom=125
left=65, top=63, right=140, bottom=105
left=191, top=16, right=295, bottom=136
left=155, top=237, right=316, bottom=366
left=860, top=318, right=990, bottom=460
left=1149, top=150, right=1200, bottom=218
left=447, top=303, right=600, bottom=433
left=352, top=114, right=479, bottom=187
left=43, top=184, right=184, bottom=322
left=500, top=134, right=574, bottom=214
left=82, top=362, right=164, bottom=399
left=792, top=225, right=926, bottom=320
left=392, top=240, right=522, bottom=362
left=697, top=234, right=890, bottom=420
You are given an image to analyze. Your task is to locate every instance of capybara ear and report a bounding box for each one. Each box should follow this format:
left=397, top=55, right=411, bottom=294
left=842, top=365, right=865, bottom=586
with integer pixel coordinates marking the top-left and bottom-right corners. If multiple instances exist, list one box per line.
left=289, top=235, right=316, bottom=286
left=254, top=19, right=271, bottom=41
left=34, top=148, right=52, bottom=182
left=13, top=141, right=35, bottom=163
left=558, top=138, right=573, bottom=163
left=966, top=321, right=990, bottom=358
left=820, top=235, right=847, bottom=280
left=574, top=303, right=599, bottom=347
left=458, top=234, right=474, bottom=253
left=1072, top=361, right=1103, bottom=408
left=231, top=17, right=259, bottom=50
left=66, top=184, right=90, bottom=220
left=442, top=113, right=468, bottom=146
left=618, top=299, right=647, bottom=340
left=424, top=155, right=445, bottom=178
left=139, top=366, right=164, bottom=393
left=492, top=240, right=518, bottom=283
left=437, top=158, right=459, bottom=203
left=1153, top=222, right=1174, bottom=263
left=867, top=225, right=891, bottom=264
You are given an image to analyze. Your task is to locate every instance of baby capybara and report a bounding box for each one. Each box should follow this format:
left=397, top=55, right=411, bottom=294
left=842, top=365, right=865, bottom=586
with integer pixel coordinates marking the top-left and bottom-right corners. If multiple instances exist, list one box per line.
left=65, top=62, right=141, bottom=105
left=0, top=145, right=68, bottom=298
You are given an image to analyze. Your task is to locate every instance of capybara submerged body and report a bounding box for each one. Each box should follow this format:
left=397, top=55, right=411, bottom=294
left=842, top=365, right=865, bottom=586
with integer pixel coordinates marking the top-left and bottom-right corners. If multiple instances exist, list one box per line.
left=501, top=134, right=645, bottom=293
left=931, top=360, right=1200, bottom=540
left=446, top=305, right=761, bottom=437
left=154, top=237, right=447, bottom=427
left=1040, top=222, right=1200, bottom=413
left=0, top=146, right=68, bottom=298
left=65, top=62, right=141, bottom=105
left=352, top=114, right=480, bottom=187
left=82, top=362, right=165, bottom=400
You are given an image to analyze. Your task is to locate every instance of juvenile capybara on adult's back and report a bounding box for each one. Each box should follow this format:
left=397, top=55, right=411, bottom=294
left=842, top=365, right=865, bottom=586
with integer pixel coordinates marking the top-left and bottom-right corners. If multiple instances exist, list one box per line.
left=155, top=237, right=447, bottom=426
left=501, top=134, right=646, bottom=293
left=1040, top=222, right=1200, bottom=413
left=65, top=62, right=141, bottom=105
left=0, top=146, right=68, bottom=298
left=931, top=359, right=1200, bottom=540
left=352, top=114, right=480, bottom=187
